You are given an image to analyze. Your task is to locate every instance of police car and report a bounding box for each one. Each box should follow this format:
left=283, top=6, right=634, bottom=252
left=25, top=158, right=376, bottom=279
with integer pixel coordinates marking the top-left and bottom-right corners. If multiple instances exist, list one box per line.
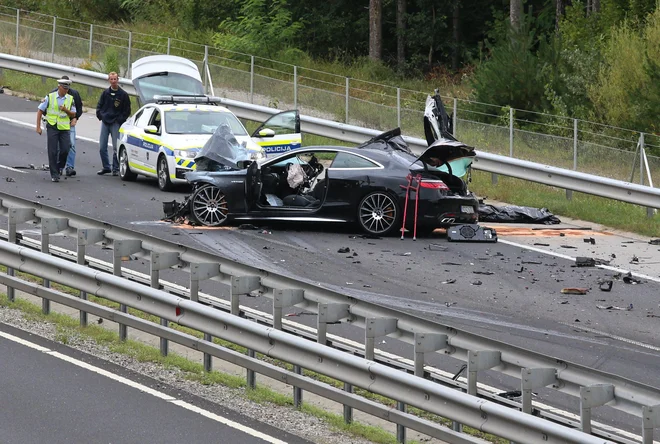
left=118, top=55, right=301, bottom=191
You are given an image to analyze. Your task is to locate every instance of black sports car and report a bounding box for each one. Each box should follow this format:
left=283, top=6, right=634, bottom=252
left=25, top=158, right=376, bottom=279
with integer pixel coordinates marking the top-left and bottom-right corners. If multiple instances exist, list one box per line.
left=168, top=94, right=480, bottom=236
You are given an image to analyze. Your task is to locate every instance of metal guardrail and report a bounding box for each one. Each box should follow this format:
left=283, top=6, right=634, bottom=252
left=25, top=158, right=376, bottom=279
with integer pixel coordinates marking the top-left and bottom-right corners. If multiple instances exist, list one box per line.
left=0, top=192, right=658, bottom=444
left=1, top=53, right=659, bottom=211
left=0, top=239, right=615, bottom=444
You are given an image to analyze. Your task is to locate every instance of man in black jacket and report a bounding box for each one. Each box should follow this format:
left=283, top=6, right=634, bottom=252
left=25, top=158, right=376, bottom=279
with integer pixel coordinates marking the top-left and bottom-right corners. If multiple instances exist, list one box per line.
left=96, top=71, right=131, bottom=176
left=47, top=75, right=83, bottom=177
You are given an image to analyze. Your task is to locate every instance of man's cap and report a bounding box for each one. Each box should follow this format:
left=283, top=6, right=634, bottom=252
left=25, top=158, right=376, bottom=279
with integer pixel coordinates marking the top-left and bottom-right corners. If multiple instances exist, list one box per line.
left=57, top=76, right=72, bottom=86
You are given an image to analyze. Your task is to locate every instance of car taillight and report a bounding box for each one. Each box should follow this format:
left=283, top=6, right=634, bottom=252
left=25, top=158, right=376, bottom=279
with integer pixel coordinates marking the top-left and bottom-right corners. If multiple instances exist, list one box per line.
left=419, top=180, right=449, bottom=190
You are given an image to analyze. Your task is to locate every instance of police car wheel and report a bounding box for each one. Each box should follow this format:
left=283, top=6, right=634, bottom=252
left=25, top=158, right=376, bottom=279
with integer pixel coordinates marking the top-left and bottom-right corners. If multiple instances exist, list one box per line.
left=119, top=147, right=137, bottom=181
left=190, top=184, right=228, bottom=227
left=157, top=155, right=174, bottom=191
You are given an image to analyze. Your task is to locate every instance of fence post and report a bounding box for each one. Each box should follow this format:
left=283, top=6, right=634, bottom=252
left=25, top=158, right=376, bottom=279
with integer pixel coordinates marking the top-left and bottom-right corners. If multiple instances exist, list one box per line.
left=567, top=118, right=578, bottom=201
left=51, top=17, right=56, bottom=63
left=250, top=56, right=254, bottom=104
left=453, top=98, right=458, bottom=137
left=396, top=88, right=401, bottom=129
left=345, top=77, right=350, bottom=124
left=89, top=24, right=93, bottom=60
left=167, top=37, right=171, bottom=55
left=15, top=9, right=20, bottom=56
left=127, top=32, right=132, bottom=77
left=203, top=45, right=209, bottom=93
left=293, top=65, right=298, bottom=110
left=77, top=228, right=104, bottom=327
left=640, top=132, right=645, bottom=186
left=509, top=107, right=514, bottom=157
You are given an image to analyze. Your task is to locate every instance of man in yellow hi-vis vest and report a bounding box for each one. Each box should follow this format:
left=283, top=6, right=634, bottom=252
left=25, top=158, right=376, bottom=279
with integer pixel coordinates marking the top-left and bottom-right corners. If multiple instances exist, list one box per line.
left=36, top=77, right=77, bottom=182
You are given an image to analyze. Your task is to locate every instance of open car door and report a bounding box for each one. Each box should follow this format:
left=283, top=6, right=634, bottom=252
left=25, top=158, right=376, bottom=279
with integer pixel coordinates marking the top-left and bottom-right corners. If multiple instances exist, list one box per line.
left=251, top=110, right=302, bottom=157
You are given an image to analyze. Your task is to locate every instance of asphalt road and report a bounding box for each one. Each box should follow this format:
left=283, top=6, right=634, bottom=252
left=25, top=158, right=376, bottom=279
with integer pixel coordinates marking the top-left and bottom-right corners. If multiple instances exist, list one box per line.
left=1, top=92, right=659, bottom=435
left=0, top=323, right=307, bottom=444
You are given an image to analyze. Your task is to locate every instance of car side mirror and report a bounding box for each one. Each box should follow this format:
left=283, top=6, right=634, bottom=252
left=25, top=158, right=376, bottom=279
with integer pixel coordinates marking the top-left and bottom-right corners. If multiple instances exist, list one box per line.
left=144, top=125, right=159, bottom=134
left=237, top=160, right=253, bottom=169
left=257, top=128, right=275, bottom=138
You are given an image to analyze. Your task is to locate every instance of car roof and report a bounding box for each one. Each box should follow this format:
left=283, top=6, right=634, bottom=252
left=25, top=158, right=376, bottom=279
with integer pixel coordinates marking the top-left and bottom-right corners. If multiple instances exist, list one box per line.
left=263, top=145, right=417, bottom=166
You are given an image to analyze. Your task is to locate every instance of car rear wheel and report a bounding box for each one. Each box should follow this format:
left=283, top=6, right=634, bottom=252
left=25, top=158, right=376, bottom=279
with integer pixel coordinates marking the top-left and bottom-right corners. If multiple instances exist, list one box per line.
left=190, top=184, right=229, bottom=227
left=119, top=147, right=137, bottom=181
left=358, top=192, right=400, bottom=236
left=157, top=155, right=173, bottom=191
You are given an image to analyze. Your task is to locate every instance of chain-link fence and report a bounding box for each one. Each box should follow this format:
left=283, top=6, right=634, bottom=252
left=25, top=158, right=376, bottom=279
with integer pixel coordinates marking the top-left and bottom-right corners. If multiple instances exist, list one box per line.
left=0, top=5, right=657, bottom=187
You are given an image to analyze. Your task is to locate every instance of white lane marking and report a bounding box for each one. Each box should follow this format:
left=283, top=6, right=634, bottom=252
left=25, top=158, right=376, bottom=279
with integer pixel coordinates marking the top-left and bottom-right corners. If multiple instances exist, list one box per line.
left=558, top=322, right=660, bottom=352
left=0, top=165, right=27, bottom=173
left=170, top=400, right=287, bottom=444
left=498, top=238, right=660, bottom=284
left=0, top=115, right=99, bottom=144
left=0, top=331, right=287, bottom=443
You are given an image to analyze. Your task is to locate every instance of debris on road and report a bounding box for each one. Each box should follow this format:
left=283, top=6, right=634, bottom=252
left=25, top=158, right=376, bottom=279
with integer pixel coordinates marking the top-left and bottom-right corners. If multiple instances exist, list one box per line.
left=596, top=304, right=633, bottom=311
left=521, top=260, right=542, bottom=265
left=534, top=243, right=550, bottom=246
left=561, top=287, right=589, bottom=295
left=471, top=280, right=482, bottom=285
left=599, top=280, right=613, bottom=292
left=337, top=247, right=350, bottom=253
left=574, top=257, right=596, bottom=267
left=649, top=239, right=660, bottom=245
left=473, top=271, right=494, bottom=275
left=238, top=224, right=260, bottom=230
left=442, top=279, right=456, bottom=284
left=622, top=272, right=642, bottom=284
left=478, top=204, right=561, bottom=224
left=583, top=237, right=596, bottom=244
left=560, top=245, right=577, bottom=249
left=5, top=177, right=15, bottom=182
left=429, top=243, right=448, bottom=251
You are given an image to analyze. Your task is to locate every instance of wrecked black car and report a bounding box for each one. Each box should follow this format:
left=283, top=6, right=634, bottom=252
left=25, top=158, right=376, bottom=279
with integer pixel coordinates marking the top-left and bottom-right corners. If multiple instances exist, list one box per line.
left=164, top=93, right=480, bottom=236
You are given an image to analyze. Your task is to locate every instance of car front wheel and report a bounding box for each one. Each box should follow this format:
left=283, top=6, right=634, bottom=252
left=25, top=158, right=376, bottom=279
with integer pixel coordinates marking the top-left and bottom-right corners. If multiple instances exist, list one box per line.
left=119, top=147, right=137, bottom=181
left=357, top=192, right=400, bottom=236
left=190, top=184, right=229, bottom=227
left=157, top=155, right=174, bottom=191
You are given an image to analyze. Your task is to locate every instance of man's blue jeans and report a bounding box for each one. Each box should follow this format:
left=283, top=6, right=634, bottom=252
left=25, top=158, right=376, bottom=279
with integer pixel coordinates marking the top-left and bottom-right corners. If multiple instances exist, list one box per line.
left=99, top=121, right=120, bottom=172
left=65, top=125, right=76, bottom=169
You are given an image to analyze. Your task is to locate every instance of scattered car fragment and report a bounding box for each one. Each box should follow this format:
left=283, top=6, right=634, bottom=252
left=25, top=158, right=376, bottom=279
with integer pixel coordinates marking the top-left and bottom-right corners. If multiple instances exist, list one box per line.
left=478, top=204, right=561, bottom=224
left=561, top=287, right=589, bottom=295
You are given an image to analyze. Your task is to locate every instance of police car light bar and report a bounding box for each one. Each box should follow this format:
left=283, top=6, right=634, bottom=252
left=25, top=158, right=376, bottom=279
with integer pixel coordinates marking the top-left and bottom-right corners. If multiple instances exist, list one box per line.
left=153, top=95, right=224, bottom=105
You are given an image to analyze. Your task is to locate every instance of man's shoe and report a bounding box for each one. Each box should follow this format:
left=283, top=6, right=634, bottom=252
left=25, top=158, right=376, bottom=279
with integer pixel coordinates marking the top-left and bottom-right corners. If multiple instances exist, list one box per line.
left=65, top=168, right=76, bottom=177
left=97, top=169, right=111, bottom=175
left=59, top=168, right=64, bottom=176
left=51, top=177, right=59, bottom=183
left=112, top=171, right=119, bottom=176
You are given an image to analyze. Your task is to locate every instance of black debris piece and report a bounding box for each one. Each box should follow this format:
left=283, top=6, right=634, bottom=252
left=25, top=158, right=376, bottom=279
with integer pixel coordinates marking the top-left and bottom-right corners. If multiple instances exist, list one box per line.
left=442, top=279, right=456, bottom=284
left=560, top=245, right=577, bottom=249
left=622, top=272, right=642, bottom=285
left=599, top=280, right=613, bottom=292
left=560, top=300, right=569, bottom=304
left=337, top=247, right=350, bottom=253
left=534, top=243, right=550, bottom=246
left=516, top=266, right=525, bottom=273
left=442, top=262, right=462, bottom=266
left=498, top=390, right=522, bottom=400
left=471, top=280, right=482, bottom=285
left=560, top=233, right=566, bottom=237
left=649, top=239, right=660, bottom=245
left=238, top=224, right=260, bottom=230
left=575, top=257, right=596, bottom=267
left=478, top=204, right=561, bottom=224
left=5, top=177, right=15, bottom=182
left=583, top=237, right=596, bottom=244
left=473, top=271, right=494, bottom=275
left=263, top=246, right=269, bottom=250
left=622, top=241, right=635, bottom=244
left=522, top=260, right=542, bottom=265
left=611, top=253, right=617, bottom=259
left=630, top=255, right=639, bottom=264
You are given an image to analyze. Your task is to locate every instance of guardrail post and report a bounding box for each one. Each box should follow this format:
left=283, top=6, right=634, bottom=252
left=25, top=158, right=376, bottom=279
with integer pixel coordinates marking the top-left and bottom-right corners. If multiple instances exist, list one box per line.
left=317, top=303, right=351, bottom=422
left=643, top=405, right=659, bottom=444
left=40, top=217, right=69, bottom=314
left=345, top=77, right=350, bottom=124
left=250, top=56, right=254, bottom=104
left=151, top=252, right=180, bottom=356
left=6, top=207, right=35, bottom=302
left=413, top=333, right=449, bottom=432
left=509, top=107, right=514, bottom=157
left=580, top=384, right=614, bottom=434
left=50, top=17, right=56, bottom=63
left=453, top=98, right=458, bottom=137
left=521, top=367, right=558, bottom=414
left=467, top=350, right=501, bottom=396
left=89, top=24, right=93, bottom=60
left=273, top=289, right=305, bottom=407
left=568, top=118, right=578, bottom=201
left=231, top=275, right=262, bottom=388
left=365, top=318, right=399, bottom=438
left=15, top=9, right=20, bottom=56
left=113, top=239, right=142, bottom=341
left=190, top=262, right=221, bottom=371
left=77, top=228, right=105, bottom=327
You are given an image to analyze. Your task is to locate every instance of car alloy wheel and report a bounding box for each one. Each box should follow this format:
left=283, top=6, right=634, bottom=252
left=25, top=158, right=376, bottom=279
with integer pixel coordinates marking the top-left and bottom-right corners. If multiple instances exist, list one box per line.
left=119, top=147, right=137, bottom=181
left=358, top=192, right=399, bottom=236
left=157, top=155, right=173, bottom=191
left=191, top=184, right=229, bottom=227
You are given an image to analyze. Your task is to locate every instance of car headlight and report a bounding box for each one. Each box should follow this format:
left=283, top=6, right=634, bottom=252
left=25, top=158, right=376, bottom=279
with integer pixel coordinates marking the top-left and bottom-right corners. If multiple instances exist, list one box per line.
left=250, top=151, right=266, bottom=160
left=174, top=150, right=197, bottom=159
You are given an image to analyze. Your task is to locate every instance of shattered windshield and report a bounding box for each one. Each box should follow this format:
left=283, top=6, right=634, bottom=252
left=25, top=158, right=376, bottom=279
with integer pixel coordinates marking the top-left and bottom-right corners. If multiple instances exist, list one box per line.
left=194, top=124, right=249, bottom=171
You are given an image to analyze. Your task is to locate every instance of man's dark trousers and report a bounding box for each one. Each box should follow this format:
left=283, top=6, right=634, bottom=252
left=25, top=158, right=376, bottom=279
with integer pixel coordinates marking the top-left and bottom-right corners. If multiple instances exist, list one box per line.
left=46, top=124, right=70, bottom=179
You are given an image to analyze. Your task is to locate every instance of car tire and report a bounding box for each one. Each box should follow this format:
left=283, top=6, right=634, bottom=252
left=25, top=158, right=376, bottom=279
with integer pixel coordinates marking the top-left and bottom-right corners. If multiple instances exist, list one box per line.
left=157, top=155, right=174, bottom=191
left=118, top=146, right=137, bottom=181
left=357, top=191, right=400, bottom=236
left=190, top=184, right=229, bottom=227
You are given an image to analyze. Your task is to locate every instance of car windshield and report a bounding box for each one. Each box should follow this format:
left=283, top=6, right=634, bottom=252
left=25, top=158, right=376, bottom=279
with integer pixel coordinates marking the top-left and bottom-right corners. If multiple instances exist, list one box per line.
left=194, top=124, right=249, bottom=171
left=164, top=110, right=249, bottom=135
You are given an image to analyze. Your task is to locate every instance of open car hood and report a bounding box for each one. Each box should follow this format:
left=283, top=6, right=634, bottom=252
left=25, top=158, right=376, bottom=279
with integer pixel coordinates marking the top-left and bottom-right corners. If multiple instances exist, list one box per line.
left=194, top=125, right=249, bottom=171
left=131, top=55, right=205, bottom=104
left=356, top=128, right=412, bottom=153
